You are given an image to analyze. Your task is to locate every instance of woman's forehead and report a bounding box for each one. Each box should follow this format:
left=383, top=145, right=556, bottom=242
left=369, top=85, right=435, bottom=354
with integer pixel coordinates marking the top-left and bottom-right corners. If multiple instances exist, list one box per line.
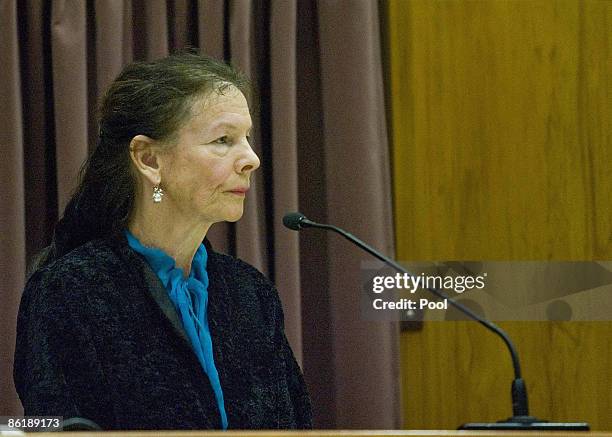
left=186, top=90, right=252, bottom=133
left=195, top=86, right=248, bottom=112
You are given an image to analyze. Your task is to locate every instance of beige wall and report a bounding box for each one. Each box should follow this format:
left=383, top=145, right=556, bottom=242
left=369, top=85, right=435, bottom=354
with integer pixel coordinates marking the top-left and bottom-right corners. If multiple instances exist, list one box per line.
left=388, top=0, right=611, bottom=429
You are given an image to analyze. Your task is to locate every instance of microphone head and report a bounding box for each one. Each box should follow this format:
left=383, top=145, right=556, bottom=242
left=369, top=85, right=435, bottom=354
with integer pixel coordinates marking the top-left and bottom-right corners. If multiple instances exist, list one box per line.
left=283, top=212, right=307, bottom=230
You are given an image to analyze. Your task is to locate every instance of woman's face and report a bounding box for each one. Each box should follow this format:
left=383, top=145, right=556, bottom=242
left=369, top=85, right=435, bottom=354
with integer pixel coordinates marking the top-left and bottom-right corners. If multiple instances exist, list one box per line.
left=158, top=87, right=260, bottom=224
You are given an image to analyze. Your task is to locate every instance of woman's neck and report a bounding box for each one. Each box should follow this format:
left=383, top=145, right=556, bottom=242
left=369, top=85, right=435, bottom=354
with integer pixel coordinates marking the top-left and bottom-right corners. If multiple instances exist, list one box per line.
left=128, top=205, right=211, bottom=276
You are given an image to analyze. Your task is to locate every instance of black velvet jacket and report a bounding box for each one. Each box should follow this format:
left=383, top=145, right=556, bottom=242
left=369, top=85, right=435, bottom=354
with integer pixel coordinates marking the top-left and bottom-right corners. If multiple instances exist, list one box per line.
left=13, top=233, right=312, bottom=430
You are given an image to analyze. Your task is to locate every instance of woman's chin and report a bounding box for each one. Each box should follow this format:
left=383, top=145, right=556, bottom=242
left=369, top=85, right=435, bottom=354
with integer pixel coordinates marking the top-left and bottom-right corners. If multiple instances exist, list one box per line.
left=223, top=209, right=244, bottom=223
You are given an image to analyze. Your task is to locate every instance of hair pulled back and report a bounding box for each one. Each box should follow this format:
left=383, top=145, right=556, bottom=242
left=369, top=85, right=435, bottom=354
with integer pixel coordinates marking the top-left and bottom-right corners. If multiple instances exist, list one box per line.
left=36, top=53, right=249, bottom=272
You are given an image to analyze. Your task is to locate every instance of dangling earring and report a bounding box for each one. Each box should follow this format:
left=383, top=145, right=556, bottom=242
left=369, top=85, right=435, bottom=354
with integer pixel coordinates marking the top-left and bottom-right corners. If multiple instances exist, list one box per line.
left=152, top=185, right=164, bottom=203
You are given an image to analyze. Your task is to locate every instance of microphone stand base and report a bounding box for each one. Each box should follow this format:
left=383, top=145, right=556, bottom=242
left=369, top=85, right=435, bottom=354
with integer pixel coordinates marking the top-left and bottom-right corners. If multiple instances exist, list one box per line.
left=460, top=416, right=590, bottom=431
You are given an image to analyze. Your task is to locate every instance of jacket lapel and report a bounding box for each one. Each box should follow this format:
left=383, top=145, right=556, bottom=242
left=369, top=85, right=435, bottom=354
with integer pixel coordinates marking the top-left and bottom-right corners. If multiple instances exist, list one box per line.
left=140, top=264, right=192, bottom=345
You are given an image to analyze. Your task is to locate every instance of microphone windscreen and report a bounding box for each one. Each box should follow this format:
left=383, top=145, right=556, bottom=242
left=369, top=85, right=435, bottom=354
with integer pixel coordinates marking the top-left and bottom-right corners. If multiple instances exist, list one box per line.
left=283, top=212, right=306, bottom=230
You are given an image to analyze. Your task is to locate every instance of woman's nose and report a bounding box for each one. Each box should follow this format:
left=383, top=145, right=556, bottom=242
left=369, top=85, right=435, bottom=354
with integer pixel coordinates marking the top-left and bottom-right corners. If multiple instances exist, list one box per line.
left=236, top=142, right=261, bottom=174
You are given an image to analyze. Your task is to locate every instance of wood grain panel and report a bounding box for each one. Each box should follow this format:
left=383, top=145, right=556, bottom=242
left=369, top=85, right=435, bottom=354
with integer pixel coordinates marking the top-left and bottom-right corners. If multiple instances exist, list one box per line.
left=387, top=0, right=611, bottom=430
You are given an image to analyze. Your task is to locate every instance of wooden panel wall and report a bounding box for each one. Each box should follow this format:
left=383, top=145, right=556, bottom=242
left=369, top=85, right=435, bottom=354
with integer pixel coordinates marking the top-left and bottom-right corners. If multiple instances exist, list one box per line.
left=387, top=0, right=611, bottom=430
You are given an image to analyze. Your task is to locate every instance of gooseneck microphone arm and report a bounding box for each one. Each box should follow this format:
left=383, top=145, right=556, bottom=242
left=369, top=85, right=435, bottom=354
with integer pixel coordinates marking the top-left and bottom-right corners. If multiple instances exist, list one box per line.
left=283, top=212, right=589, bottom=430
left=283, top=212, right=526, bottom=416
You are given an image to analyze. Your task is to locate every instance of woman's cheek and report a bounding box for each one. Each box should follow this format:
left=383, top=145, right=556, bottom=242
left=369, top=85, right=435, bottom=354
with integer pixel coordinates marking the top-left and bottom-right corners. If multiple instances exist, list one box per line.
left=206, top=162, right=234, bottom=185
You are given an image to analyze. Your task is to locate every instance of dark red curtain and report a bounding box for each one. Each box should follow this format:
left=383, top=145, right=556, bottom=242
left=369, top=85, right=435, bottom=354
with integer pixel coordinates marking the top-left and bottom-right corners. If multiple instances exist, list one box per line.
left=0, top=0, right=400, bottom=428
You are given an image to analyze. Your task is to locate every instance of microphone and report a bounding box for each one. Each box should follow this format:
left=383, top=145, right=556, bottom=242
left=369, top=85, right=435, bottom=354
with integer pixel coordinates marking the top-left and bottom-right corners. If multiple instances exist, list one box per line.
left=282, top=212, right=316, bottom=230
left=283, top=212, right=589, bottom=431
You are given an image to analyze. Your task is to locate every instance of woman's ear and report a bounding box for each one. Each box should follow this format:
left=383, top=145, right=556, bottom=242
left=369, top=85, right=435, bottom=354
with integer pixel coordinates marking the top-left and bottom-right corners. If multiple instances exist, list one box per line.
left=129, top=135, right=161, bottom=186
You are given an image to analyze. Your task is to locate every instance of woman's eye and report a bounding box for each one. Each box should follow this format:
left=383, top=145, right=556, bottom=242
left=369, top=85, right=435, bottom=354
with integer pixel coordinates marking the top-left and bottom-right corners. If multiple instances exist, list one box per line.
left=213, top=136, right=229, bottom=144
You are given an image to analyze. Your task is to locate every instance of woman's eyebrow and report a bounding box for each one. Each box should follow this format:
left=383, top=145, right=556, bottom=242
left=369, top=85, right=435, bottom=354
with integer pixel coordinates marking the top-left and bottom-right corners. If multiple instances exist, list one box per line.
left=208, top=120, right=252, bottom=133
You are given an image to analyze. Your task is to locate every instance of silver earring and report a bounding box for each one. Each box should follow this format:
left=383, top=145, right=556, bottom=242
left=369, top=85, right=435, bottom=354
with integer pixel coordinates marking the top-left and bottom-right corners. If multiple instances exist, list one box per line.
left=152, top=186, right=164, bottom=203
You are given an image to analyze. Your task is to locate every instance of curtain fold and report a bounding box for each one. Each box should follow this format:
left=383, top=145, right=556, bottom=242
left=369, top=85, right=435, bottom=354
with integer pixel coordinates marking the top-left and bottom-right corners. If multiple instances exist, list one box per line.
left=95, top=0, right=132, bottom=96
left=141, top=0, right=168, bottom=59
left=316, top=0, right=399, bottom=428
left=51, top=0, right=89, bottom=212
left=269, top=0, right=302, bottom=362
left=21, top=0, right=57, bottom=266
left=0, top=0, right=26, bottom=418
left=197, top=0, right=225, bottom=59
left=169, top=0, right=194, bottom=50
left=295, top=0, right=334, bottom=425
left=0, top=0, right=400, bottom=428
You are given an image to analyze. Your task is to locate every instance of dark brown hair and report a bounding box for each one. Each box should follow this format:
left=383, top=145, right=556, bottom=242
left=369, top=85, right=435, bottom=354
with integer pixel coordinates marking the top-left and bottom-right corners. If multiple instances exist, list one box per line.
left=35, top=52, right=249, bottom=272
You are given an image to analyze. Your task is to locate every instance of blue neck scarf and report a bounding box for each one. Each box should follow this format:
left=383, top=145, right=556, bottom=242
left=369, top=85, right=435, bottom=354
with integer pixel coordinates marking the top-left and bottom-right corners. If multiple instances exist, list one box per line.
left=125, top=230, right=228, bottom=429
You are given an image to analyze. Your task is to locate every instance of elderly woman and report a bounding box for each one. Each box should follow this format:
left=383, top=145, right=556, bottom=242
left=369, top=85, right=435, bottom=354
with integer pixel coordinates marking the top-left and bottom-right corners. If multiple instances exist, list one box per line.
left=13, top=53, right=312, bottom=430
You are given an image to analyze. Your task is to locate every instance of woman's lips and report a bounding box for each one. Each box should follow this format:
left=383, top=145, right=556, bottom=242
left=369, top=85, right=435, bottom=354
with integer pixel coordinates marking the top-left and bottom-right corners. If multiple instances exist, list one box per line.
left=227, top=188, right=249, bottom=195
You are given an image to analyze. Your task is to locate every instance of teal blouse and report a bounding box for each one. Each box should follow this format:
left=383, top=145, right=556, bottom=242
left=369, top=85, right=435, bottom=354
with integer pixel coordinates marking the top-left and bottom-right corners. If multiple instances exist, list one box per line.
left=125, top=230, right=228, bottom=429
